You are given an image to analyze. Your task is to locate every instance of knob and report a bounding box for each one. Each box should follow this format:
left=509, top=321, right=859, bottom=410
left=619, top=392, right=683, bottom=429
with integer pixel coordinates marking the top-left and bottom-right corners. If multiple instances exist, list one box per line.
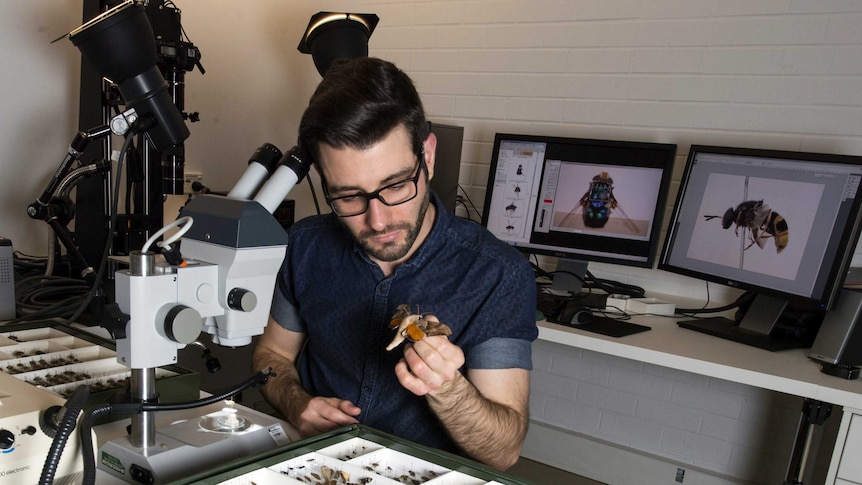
left=164, top=305, right=202, bottom=344
left=227, top=288, right=257, bottom=312
left=40, top=405, right=62, bottom=438
left=0, top=429, right=15, bottom=450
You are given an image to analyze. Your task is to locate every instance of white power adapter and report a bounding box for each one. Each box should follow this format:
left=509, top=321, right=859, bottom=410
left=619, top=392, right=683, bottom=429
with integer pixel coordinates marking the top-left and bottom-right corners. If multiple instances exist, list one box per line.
left=605, top=294, right=630, bottom=313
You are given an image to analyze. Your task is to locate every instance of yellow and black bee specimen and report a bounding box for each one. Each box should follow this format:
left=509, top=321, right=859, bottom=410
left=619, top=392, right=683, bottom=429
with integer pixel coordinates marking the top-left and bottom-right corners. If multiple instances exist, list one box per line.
left=705, top=199, right=788, bottom=252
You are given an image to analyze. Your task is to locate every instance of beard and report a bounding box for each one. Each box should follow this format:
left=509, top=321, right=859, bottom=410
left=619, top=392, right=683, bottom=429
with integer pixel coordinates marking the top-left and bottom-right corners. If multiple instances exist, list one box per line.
left=355, top=192, right=431, bottom=262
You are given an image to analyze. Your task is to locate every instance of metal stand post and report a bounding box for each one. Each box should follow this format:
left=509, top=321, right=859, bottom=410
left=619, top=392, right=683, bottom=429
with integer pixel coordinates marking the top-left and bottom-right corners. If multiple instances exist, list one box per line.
left=784, top=398, right=832, bottom=485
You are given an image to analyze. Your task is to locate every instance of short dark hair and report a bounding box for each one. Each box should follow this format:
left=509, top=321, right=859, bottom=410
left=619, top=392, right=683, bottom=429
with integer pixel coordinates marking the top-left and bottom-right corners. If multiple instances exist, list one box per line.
left=298, top=57, right=429, bottom=164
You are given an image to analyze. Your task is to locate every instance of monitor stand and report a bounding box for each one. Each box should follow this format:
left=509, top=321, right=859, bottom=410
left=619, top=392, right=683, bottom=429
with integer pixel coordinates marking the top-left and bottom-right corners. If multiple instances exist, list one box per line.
left=678, top=293, right=811, bottom=351
left=550, top=258, right=587, bottom=295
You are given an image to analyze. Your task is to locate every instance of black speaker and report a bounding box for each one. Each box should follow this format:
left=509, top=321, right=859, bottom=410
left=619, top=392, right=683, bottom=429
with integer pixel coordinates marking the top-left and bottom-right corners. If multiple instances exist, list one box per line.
left=0, top=237, right=13, bottom=321
left=809, top=289, right=862, bottom=379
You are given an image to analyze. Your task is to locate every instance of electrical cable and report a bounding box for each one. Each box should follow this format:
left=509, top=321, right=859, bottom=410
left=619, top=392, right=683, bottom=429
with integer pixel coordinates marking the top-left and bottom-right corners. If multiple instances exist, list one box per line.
left=675, top=290, right=755, bottom=316
left=55, top=132, right=136, bottom=326
left=164, top=1, right=195, bottom=48
left=13, top=251, right=50, bottom=278
left=583, top=269, right=646, bottom=298
left=44, top=227, right=56, bottom=277
left=7, top=275, right=90, bottom=325
left=306, top=174, right=322, bottom=215
left=456, top=184, right=483, bottom=223
left=64, top=129, right=138, bottom=324
left=540, top=266, right=645, bottom=299
left=141, top=215, right=193, bottom=253
left=38, top=385, right=90, bottom=485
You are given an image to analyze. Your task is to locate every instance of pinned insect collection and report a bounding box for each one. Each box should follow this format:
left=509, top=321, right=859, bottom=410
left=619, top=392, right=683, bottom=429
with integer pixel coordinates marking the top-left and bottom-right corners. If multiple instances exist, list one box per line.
left=0, top=327, right=179, bottom=398
left=216, top=436, right=510, bottom=485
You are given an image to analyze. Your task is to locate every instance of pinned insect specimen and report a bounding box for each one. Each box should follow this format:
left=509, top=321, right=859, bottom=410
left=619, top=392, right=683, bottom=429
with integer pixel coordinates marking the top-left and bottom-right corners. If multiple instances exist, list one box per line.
left=386, top=304, right=452, bottom=351
left=704, top=199, right=788, bottom=253
left=321, top=466, right=351, bottom=483
left=557, top=172, right=639, bottom=234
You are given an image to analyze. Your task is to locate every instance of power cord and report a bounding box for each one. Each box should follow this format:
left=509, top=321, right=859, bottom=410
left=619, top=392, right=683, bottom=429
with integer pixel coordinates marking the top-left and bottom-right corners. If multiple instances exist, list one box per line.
left=675, top=291, right=755, bottom=317
left=531, top=260, right=646, bottom=299
left=456, top=184, right=483, bottom=223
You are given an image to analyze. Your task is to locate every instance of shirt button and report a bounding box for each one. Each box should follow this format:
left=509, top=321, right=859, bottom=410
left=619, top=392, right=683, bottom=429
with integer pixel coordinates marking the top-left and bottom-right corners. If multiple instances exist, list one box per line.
left=363, top=386, right=371, bottom=393
left=378, top=284, right=388, bottom=294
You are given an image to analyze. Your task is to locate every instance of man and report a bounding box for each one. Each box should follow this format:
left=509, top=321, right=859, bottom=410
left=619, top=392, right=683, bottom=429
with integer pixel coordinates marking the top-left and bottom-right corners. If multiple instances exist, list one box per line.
left=253, top=57, right=538, bottom=470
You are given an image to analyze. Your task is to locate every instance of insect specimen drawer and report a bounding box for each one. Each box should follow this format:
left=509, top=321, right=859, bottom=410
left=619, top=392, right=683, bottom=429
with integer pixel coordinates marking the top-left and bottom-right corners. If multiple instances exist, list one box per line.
left=182, top=424, right=530, bottom=485
left=0, top=321, right=199, bottom=405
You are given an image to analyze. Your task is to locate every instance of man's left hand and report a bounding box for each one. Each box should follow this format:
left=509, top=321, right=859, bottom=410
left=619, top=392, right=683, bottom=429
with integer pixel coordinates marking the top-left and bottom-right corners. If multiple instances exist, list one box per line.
left=394, top=335, right=465, bottom=396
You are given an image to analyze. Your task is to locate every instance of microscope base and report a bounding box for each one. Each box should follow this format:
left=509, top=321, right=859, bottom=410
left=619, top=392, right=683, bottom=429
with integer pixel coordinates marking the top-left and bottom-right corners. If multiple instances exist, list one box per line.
left=98, top=406, right=291, bottom=484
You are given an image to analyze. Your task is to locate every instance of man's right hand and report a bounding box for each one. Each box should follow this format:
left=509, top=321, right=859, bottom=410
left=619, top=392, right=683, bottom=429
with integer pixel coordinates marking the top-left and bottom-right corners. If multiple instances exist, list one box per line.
left=292, top=396, right=361, bottom=437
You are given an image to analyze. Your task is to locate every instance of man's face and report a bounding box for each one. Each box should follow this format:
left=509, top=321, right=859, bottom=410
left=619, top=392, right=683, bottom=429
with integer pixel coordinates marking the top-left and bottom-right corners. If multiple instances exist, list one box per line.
left=318, top=125, right=437, bottom=267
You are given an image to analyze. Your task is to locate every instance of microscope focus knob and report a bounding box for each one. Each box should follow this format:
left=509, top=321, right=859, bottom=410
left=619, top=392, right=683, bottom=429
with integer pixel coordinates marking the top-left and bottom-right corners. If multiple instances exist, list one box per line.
left=0, top=429, right=15, bottom=449
left=164, top=305, right=202, bottom=344
left=227, top=288, right=257, bottom=312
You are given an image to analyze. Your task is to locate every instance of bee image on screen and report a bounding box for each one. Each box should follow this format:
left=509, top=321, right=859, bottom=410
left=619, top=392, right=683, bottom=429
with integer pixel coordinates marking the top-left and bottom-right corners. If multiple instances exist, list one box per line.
left=481, top=133, right=676, bottom=295
left=704, top=199, right=789, bottom=254
left=661, top=145, right=862, bottom=350
left=558, top=171, right=645, bottom=234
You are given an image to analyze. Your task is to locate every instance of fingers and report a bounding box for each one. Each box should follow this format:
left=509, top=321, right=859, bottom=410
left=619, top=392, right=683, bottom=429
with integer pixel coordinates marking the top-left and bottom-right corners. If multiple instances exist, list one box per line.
left=338, top=399, right=362, bottom=416
left=396, top=336, right=465, bottom=395
left=297, top=397, right=361, bottom=437
left=410, top=336, right=464, bottom=377
left=395, top=358, right=431, bottom=396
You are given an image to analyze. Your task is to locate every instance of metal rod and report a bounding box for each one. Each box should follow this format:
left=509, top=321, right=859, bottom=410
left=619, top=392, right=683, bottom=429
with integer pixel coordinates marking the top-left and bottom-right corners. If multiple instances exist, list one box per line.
left=130, top=367, right=157, bottom=448
left=128, top=250, right=155, bottom=276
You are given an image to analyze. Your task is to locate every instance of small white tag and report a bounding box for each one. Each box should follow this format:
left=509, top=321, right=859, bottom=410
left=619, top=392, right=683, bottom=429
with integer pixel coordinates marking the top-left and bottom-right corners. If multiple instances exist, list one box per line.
left=268, top=423, right=290, bottom=445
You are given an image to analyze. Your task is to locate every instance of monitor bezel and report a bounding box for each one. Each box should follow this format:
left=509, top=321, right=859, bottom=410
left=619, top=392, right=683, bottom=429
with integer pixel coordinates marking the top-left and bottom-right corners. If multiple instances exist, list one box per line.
left=481, top=133, right=677, bottom=269
left=659, top=144, right=862, bottom=311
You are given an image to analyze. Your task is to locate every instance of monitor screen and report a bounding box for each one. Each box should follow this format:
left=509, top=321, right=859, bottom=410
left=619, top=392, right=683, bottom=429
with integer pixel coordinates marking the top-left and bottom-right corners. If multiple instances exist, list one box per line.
left=660, top=145, right=862, bottom=350
left=481, top=133, right=676, bottom=293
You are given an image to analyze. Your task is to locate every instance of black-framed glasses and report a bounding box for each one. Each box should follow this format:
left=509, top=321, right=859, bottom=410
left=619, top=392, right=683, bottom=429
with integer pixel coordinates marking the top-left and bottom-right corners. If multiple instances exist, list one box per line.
left=324, top=153, right=426, bottom=217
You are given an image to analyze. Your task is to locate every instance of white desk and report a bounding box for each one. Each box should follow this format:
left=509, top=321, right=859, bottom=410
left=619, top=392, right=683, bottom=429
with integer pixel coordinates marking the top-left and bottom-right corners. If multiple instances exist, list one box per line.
left=537, top=316, right=862, bottom=484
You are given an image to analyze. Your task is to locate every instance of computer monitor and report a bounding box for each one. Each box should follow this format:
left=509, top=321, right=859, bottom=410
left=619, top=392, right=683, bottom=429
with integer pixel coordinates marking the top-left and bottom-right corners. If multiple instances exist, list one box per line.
left=481, top=133, right=676, bottom=294
left=429, top=122, right=464, bottom=214
left=660, top=145, right=862, bottom=350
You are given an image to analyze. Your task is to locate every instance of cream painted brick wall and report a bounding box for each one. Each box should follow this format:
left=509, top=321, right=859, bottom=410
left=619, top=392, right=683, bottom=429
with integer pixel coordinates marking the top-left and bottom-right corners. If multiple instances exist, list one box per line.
left=358, top=1, right=862, bottom=482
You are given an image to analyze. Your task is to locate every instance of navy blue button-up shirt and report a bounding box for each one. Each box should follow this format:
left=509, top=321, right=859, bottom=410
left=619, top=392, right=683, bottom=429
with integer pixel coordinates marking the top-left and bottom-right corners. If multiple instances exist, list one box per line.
left=271, top=193, right=538, bottom=455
